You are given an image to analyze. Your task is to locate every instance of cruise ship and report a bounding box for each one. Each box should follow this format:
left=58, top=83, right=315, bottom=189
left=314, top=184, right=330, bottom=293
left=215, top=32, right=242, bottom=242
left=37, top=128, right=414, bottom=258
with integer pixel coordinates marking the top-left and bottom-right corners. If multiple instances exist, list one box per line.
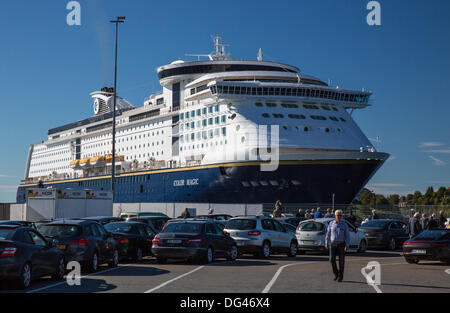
left=16, top=37, right=389, bottom=206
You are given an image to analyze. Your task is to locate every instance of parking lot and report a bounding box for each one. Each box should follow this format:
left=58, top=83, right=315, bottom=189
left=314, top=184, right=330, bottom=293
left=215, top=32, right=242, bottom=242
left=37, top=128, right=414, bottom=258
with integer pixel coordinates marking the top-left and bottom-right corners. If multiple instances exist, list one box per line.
left=1, top=250, right=449, bottom=294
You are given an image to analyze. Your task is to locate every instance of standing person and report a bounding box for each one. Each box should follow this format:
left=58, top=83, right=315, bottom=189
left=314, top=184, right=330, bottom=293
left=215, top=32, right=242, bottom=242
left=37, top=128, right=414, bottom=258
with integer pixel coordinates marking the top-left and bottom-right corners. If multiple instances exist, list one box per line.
left=324, top=208, right=333, bottom=218
left=311, top=208, right=316, bottom=218
left=314, top=207, right=323, bottom=219
left=181, top=208, right=191, bottom=219
left=296, top=209, right=305, bottom=218
left=439, top=211, right=447, bottom=228
left=208, top=208, right=214, bottom=215
left=325, top=210, right=351, bottom=282
left=272, top=201, right=282, bottom=218
left=420, top=213, right=429, bottom=230
left=428, top=213, right=439, bottom=230
left=370, top=210, right=379, bottom=220
left=305, top=210, right=312, bottom=219
left=408, top=213, right=422, bottom=238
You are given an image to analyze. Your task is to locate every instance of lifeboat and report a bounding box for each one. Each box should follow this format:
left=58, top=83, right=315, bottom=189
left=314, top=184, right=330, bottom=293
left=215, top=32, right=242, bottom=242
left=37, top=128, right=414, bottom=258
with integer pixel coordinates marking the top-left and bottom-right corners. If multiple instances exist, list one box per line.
left=90, top=156, right=105, bottom=166
left=69, top=159, right=81, bottom=169
left=79, top=158, right=91, bottom=167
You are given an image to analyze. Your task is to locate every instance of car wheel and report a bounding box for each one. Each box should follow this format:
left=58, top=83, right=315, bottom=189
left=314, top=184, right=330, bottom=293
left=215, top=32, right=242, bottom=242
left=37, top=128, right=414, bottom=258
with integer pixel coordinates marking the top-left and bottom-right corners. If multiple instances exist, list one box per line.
left=259, top=241, right=271, bottom=258
left=358, top=240, right=367, bottom=253
left=389, top=237, right=396, bottom=251
left=109, top=250, right=119, bottom=268
left=227, top=245, right=238, bottom=261
left=52, top=257, right=65, bottom=280
left=156, top=257, right=167, bottom=264
left=16, top=262, right=31, bottom=290
left=203, top=246, right=214, bottom=264
left=135, top=248, right=143, bottom=262
left=89, top=252, right=99, bottom=272
left=287, top=241, right=297, bottom=257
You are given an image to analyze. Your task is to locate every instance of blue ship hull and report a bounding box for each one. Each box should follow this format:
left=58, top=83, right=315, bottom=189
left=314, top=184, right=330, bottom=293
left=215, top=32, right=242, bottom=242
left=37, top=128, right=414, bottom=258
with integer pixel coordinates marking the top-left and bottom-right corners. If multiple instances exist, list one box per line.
left=16, top=159, right=384, bottom=205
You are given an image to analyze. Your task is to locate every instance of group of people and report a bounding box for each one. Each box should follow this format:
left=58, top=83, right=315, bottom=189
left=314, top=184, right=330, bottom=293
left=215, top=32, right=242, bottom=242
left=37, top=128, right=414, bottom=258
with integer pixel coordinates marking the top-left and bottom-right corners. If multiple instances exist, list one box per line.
left=407, top=210, right=448, bottom=238
left=273, top=202, right=345, bottom=221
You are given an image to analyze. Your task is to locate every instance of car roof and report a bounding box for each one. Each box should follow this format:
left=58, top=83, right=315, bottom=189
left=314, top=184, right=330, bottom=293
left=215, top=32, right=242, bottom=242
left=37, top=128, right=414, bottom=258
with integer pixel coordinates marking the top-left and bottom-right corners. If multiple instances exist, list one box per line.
left=45, top=219, right=95, bottom=225
left=82, top=216, right=120, bottom=220
left=0, top=224, right=21, bottom=229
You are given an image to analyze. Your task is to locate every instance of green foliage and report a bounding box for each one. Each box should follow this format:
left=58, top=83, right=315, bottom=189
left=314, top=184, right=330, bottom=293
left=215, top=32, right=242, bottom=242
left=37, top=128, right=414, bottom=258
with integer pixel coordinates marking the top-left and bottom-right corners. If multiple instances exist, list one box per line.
left=357, top=186, right=450, bottom=206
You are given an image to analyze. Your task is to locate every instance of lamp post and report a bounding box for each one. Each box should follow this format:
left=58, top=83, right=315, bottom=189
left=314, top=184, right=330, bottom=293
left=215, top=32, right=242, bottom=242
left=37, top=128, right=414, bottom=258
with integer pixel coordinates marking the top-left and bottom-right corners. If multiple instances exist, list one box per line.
left=110, top=16, right=125, bottom=202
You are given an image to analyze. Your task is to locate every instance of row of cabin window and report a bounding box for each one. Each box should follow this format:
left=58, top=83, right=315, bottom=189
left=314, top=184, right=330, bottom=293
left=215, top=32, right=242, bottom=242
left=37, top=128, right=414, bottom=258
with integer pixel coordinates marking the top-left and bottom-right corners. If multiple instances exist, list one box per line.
left=190, top=84, right=209, bottom=95
left=261, top=113, right=346, bottom=122
left=180, top=116, right=227, bottom=131
left=241, top=180, right=302, bottom=188
left=180, top=140, right=227, bottom=152
left=179, top=105, right=220, bottom=120
left=180, top=127, right=227, bottom=143
left=210, top=85, right=369, bottom=103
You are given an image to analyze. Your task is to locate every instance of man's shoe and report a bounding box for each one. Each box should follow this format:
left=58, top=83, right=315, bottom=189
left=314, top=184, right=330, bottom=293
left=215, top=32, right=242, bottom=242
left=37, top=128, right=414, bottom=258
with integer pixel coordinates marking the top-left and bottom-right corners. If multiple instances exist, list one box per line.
left=338, top=277, right=343, bottom=282
left=333, top=275, right=338, bottom=281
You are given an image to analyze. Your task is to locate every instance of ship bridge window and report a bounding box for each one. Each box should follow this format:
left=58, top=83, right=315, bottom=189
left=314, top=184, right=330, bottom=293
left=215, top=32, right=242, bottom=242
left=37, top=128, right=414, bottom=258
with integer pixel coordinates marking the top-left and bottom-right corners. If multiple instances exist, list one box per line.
left=329, top=117, right=339, bottom=122
left=321, top=105, right=331, bottom=111
left=340, top=117, right=347, bottom=122
left=288, top=114, right=306, bottom=119
left=262, top=113, right=270, bottom=118
left=242, top=181, right=250, bottom=187
left=272, top=113, right=284, bottom=118
left=303, top=104, right=319, bottom=110
left=281, top=103, right=298, bottom=108
left=269, top=180, right=279, bottom=186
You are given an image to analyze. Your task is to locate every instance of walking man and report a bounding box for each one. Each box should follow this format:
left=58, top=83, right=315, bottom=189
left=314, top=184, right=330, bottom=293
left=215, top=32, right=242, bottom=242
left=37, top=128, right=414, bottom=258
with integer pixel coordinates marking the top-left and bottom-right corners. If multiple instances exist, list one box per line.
left=325, top=210, right=351, bottom=282
left=408, top=213, right=422, bottom=238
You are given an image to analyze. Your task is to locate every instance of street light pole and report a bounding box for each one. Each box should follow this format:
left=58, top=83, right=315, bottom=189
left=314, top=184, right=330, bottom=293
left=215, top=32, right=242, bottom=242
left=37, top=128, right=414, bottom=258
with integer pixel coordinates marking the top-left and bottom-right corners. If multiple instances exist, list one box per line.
left=110, top=16, right=125, bottom=203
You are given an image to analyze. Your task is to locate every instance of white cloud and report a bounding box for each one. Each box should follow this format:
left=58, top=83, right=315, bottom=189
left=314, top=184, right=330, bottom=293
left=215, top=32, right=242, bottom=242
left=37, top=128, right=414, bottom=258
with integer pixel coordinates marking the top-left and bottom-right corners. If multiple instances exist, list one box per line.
left=429, top=155, right=446, bottom=166
left=419, top=142, right=445, bottom=148
left=425, top=149, right=450, bottom=154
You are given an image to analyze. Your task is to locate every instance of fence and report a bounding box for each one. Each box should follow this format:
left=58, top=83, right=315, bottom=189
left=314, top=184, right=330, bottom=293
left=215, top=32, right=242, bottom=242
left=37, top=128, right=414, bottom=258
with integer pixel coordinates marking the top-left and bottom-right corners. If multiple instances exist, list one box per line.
left=263, top=203, right=450, bottom=219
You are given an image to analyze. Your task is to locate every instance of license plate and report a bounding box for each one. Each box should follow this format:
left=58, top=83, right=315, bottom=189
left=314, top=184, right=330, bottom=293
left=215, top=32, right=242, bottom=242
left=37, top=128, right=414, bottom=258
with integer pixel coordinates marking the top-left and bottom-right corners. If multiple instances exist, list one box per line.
left=236, top=241, right=245, bottom=246
left=302, top=240, right=314, bottom=245
left=56, top=245, right=66, bottom=250
left=167, top=240, right=182, bottom=244
left=411, top=249, right=426, bottom=254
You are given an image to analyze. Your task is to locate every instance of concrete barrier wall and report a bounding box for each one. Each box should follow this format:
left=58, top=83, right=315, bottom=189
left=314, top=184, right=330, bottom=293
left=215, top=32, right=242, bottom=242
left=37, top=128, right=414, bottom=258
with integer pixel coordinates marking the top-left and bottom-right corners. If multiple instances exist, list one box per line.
left=0, top=204, right=11, bottom=220
left=114, top=203, right=263, bottom=218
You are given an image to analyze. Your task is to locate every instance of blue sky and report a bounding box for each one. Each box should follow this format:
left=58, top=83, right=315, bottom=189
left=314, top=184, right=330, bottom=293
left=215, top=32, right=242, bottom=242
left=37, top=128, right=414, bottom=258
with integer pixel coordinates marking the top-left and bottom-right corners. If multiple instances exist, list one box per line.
left=0, top=0, right=449, bottom=202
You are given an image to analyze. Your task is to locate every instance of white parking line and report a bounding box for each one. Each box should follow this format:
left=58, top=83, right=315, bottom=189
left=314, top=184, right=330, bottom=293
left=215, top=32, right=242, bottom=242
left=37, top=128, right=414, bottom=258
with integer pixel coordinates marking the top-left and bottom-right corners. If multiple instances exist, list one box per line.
left=446, top=269, right=450, bottom=275
left=262, top=256, right=403, bottom=294
left=144, top=265, right=205, bottom=293
left=26, top=263, right=132, bottom=294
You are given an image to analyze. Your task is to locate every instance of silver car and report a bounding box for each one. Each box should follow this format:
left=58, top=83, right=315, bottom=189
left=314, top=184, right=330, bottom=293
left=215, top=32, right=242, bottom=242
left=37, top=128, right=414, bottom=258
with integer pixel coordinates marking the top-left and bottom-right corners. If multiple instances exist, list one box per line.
left=224, top=216, right=298, bottom=258
left=296, top=218, right=368, bottom=254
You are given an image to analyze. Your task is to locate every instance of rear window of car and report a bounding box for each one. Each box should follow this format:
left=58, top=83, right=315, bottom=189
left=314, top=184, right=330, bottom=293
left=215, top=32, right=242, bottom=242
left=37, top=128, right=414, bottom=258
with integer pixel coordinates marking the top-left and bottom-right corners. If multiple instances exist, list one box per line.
left=226, top=219, right=257, bottom=230
left=0, top=228, right=13, bottom=240
left=161, top=222, right=204, bottom=234
left=298, top=222, right=324, bottom=232
left=361, top=220, right=389, bottom=228
left=105, top=223, right=137, bottom=234
left=39, top=225, right=81, bottom=238
left=413, top=230, right=449, bottom=241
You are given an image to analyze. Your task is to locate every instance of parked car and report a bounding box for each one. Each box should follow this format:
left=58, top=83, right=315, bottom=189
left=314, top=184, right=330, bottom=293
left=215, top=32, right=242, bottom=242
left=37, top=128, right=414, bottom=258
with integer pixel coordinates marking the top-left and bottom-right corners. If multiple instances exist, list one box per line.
left=224, top=216, right=298, bottom=258
left=358, top=219, right=409, bottom=250
left=104, top=222, right=155, bottom=261
left=39, top=220, right=119, bottom=272
left=196, top=214, right=233, bottom=226
left=275, top=217, right=307, bottom=228
left=81, top=216, right=124, bottom=226
left=119, top=212, right=168, bottom=221
left=343, top=215, right=363, bottom=228
left=282, top=223, right=297, bottom=234
left=0, top=220, right=36, bottom=229
left=152, top=220, right=238, bottom=264
left=403, top=229, right=450, bottom=264
left=296, top=218, right=368, bottom=254
left=0, top=225, right=65, bottom=289
left=128, top=216, right=171, bottom=233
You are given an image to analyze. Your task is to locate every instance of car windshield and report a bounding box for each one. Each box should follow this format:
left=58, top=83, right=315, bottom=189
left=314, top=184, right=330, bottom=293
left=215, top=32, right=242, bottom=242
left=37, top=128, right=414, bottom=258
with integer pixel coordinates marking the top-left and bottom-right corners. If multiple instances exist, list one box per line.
left=413, top=230, right=449, bottom=241
left=0, top=228, right=13, bottom=240
left=361, top=220, right=390, bottom=228
left=299, top=222, right=324, bottom=232
left=39, top=225, right=81, bottom=238
left=162, top=223, right=204, bottom=234
left=105, top=223, right=136, bottom=234
left=226, top=219, right=257, bottom=230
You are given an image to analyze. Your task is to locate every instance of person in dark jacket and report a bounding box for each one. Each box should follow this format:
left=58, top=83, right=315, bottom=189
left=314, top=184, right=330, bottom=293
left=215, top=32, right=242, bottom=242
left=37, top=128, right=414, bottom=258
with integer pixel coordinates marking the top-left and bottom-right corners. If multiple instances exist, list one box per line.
left=427, top=214, right=439, bottom=230
left=296, top=209, right=305, bottom=218
left=439, top=211, right=447, bottom=228
left=181, top=208, right=191, bottom=219
left=408, top=213, right=422, bottom=238
left=370, top=210, right=379, bottom=220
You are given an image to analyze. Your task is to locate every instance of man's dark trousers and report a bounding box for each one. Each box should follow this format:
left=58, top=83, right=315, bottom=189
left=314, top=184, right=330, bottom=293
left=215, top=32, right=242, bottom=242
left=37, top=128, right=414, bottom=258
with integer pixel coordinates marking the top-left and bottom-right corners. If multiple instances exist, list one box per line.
left=330, top=242, right=346, bottom=279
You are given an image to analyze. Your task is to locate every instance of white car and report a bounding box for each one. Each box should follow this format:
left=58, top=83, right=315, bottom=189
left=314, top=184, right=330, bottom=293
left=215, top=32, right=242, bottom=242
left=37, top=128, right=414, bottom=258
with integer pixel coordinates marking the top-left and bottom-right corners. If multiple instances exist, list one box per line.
left=296, top=218, right=368, bottom=254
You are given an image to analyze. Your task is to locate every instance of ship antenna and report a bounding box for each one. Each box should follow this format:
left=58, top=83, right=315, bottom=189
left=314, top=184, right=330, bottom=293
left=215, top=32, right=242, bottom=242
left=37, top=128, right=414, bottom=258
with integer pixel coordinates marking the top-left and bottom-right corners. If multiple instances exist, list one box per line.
left=257, top=48, right=263, bottom=61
